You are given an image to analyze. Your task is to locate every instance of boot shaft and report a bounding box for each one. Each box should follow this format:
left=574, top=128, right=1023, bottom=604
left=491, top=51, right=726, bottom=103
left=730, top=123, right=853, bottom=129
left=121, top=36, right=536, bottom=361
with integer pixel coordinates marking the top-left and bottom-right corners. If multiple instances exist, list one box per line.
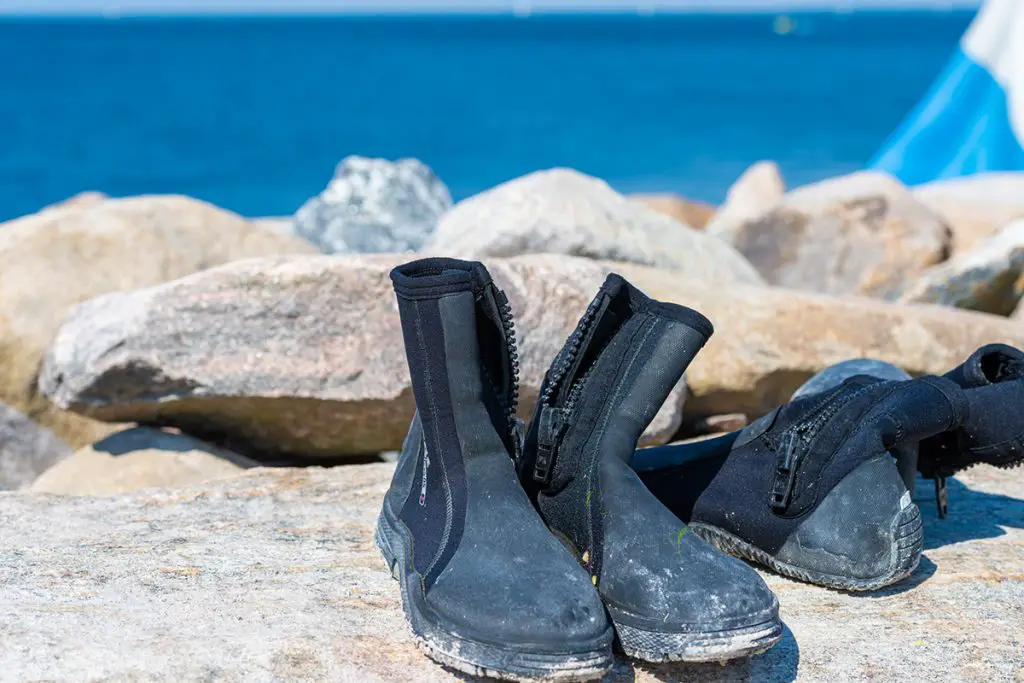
left=388, top=258, right=520, bottom=588
left=520, top=274, right=712, bottom=578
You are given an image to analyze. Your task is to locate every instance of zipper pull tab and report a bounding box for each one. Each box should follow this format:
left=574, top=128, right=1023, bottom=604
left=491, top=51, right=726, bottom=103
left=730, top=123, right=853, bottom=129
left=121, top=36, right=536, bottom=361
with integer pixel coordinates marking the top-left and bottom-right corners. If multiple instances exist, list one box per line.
left=770, top=430, right=802, bottom=511
left=510, top=417, right=526, bottom=464
left=935, top=476, right=948, bottom=519
left=533, top=405, right=568, bottom=485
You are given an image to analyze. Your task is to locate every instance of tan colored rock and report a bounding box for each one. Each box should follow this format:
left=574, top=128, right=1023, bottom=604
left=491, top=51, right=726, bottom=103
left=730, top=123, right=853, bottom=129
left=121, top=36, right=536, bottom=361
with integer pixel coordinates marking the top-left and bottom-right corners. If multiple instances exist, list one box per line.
left=0, top=195, right=318, bottom=447
left=713, top=171, right=953, bottom=299
left=900, top=220, right=1024, bottom=315
left=706, top=160, right=786, bottom=241
left=628, top=193, right=716, bottom=229
left=30, top=427, right=256, bottom=496
left=1, top=463, right=1020, bottom=681
left=39, top=254, right=686, bottom=459
left=425, top=168, right=764, bottom=285
left=607, top=261, right=1024, bottom=416
left=42, top=191, right=108, bottom=214
left=914, top=172, right=1024, bottom=252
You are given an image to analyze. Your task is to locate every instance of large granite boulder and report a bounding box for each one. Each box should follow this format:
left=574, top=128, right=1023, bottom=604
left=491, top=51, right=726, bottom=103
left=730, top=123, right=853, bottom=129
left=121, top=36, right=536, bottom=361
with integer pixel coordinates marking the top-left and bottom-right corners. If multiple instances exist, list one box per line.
left=0, top=402, right=71, bottom=491
left=713, top=172, right=953, bottom=299
left=0, top=464, right=1019, bottom=681
left=0, top=195, right=317, bottom=448
left=914, top=172, right=1024, bottom=253
left=292, top=156, right=452, bottom=254
left=607, top=261, right=1024, bottom=418
left=39, top=255, right=686, bottom=459
left=30, top=427, right=257, bottom=496
left=628, top=193, right=716, bottom=229
left=424, top=168, right=764, bottom=284
left=900, top=221, right=1024, bottom=315
left=706, top=160, right=786, bottom=241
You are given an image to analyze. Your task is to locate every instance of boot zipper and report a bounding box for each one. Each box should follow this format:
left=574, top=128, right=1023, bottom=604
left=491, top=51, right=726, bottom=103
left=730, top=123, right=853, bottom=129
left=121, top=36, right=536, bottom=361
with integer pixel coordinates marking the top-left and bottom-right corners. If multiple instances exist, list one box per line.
left=769, top=383, right=876, bottom=511
left=533, top=346, right=600, bottom=484
left=484, top=284, right=523, bottom=456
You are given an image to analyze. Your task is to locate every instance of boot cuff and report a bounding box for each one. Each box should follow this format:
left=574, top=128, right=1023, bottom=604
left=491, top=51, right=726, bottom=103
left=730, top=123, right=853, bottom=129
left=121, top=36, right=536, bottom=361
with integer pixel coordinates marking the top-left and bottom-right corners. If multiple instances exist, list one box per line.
left=391, top=258, right=491, bottom=300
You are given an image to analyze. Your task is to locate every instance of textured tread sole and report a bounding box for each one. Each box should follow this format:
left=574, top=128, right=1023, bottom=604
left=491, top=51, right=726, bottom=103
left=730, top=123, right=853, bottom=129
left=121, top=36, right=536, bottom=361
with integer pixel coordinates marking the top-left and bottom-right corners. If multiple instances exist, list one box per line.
left=612, top=613, right=783, bottom=663
left=375, top=510, right=613, bottom=683
left=690, top=502, right=923, bottom=592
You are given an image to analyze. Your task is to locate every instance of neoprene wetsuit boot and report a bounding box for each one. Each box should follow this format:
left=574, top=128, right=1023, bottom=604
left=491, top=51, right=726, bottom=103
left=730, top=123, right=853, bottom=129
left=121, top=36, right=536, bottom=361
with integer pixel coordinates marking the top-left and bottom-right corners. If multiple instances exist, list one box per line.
left=377, top=258, right=614, bottom=682
left=635, top=374, right=969, bottom=591
left=519, top=274, right=783, bottom=663
left=918, top=343, right=1024, bottom=517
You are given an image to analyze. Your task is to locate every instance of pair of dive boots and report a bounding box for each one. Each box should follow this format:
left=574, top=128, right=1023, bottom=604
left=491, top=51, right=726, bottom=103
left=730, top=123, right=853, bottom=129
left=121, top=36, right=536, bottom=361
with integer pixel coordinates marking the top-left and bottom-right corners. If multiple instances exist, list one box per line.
left=376, top=257, right=1013, bottom=681
left=377, top=259, right=779, bottom=681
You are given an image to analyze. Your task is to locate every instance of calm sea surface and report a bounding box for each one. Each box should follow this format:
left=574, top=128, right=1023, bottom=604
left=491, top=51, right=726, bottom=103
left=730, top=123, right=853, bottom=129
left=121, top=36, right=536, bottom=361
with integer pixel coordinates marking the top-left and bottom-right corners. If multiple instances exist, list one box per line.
left=0, top=11, right=975, bottom=222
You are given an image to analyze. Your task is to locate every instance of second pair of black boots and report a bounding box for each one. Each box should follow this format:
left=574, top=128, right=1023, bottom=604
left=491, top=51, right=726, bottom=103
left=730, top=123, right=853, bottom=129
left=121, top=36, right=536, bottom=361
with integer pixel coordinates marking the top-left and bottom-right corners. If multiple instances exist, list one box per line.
left=377, top=258, right=781, bottom=681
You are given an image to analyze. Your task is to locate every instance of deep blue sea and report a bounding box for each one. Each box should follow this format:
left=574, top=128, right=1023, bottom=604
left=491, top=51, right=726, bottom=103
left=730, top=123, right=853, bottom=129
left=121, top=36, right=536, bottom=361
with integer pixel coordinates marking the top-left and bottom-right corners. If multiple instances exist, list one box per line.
left=0, top=11, right=976, bottom=223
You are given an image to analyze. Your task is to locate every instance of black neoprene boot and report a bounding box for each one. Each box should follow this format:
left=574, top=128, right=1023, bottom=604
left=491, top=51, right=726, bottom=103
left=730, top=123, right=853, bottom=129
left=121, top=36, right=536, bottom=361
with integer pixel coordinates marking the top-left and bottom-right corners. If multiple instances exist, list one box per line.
left=376, top=258, right=613, bottom=682
left=636, top=374, right=969, bottom=591
left=918, top=343, right=1024, bottom=517
left=518, top=274, right=782, bottom=663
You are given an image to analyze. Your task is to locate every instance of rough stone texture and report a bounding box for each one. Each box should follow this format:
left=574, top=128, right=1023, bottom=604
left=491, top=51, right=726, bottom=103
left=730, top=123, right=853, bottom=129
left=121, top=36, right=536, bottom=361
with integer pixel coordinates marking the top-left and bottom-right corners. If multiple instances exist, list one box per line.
left=0, top=402, right=71, bottom=491
left=40, top=255, right=685, bottom=459
left=914, top=172, right=1024, bottom=253
left=30, top=427, right=258, bottom=496
left=292, top=156, right=452, bottom=254
left=628, top=193, right=716, bottom=229
left=606, top=261, right=1024, bottom=418
left=900, top=220, right=1024, bottom=315
left=41, top=190, right=108, bottom=214
left=706, top=161, right=786, bottom=242
left=0, top=194, right=318, bottom=448
left=713, top=171, right=953, bottom=299
left=424, top=168, right=764, bottom=285
left=0, top=463, right=1020, bottom=682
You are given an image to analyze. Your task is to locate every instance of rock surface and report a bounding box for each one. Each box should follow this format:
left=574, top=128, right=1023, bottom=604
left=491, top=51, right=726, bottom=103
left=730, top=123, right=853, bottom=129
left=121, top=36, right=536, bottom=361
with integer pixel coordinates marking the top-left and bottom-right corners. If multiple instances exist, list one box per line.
left=713, top=172, right=952, bottom=299
left=30, top=427, right=257, bottom=496
left=40, top=255, right=686, bottom=459
left=628, top=193, right=716, bottom=229
left=706, top=161, right=785, bottom=241
left=425, top=168, right=764, bottom=284
left=0, top=194, right=317, bottom=448
left=292, top=156, right=452, bottom=254
left=914, top=172, right=1024, bottom=253
left=0, top=402, right=72, bottom=491
left=0, top=463, right=1019, bottom=682
left=900, top=221, right=1024, bottom=315
left=607, top=261, right=1024, bottom=417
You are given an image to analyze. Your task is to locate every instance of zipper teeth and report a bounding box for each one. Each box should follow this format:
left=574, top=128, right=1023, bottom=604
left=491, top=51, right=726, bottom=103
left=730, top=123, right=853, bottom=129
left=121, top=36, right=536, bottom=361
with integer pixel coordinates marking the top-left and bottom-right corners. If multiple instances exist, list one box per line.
left=541, top=294, right=605, bottom=406
left=793, top=384, right=876, bottom=439
left=496, top=295, right=520, bottom=424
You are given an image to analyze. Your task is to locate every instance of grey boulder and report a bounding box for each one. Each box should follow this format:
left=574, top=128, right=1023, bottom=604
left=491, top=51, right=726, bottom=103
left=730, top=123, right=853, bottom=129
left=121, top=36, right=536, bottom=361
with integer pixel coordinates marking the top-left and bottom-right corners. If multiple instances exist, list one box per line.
left=292, top=156, right=452, bottom=254
left=0, top=402, right=71, bottom=490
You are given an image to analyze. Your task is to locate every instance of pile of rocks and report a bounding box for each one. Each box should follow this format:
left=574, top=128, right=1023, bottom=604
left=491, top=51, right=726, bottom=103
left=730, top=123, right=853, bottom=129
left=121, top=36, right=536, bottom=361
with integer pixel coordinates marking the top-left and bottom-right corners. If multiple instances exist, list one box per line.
left=2, top=160, right=1022, bottom=680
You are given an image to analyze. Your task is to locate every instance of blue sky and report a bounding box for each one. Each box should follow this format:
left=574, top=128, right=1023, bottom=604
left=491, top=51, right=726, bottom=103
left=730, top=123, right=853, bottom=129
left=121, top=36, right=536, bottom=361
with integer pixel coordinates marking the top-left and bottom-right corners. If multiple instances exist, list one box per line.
left=0, top=0, right=983, bottom=13
left=0, top=0, right=985, bottom=12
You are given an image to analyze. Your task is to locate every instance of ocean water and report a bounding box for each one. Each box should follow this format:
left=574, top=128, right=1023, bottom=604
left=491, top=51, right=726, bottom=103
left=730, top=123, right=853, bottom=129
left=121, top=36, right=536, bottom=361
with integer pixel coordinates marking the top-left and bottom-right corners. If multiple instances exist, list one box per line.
left=0, top=11, right=975, bottom=223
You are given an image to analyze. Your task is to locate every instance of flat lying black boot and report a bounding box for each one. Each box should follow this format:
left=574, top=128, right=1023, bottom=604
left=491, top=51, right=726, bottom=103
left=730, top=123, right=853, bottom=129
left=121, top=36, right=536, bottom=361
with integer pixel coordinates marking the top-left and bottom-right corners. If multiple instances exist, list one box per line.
left=518, top=274, right=782, bottom=663
left=377, top=258, right=614, bottom=682
left=636, top=374, right=969, bottom=591
left=919, top=343, right=1024, bottom=518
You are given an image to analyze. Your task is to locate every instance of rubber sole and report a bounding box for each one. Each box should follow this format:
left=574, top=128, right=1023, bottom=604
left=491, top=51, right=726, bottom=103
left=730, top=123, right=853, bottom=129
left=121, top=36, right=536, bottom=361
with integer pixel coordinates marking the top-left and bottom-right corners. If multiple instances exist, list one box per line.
left=690, top=502, right=923, bottom=592
left=375, top=507, right=614, bottom=683
left=609, top=609, right=783, bottom=663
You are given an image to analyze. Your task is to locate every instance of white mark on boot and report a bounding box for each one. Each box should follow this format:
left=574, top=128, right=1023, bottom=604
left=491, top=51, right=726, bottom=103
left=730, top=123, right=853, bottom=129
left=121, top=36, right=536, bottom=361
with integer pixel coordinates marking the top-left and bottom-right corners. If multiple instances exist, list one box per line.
left=419, top=443, right=431, bottom=507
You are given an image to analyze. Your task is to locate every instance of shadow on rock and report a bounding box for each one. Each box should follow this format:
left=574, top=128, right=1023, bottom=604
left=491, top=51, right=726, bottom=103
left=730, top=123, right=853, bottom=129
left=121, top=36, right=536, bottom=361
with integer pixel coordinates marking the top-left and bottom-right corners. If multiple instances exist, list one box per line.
left=913, top=475, right=1024, bottom=550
